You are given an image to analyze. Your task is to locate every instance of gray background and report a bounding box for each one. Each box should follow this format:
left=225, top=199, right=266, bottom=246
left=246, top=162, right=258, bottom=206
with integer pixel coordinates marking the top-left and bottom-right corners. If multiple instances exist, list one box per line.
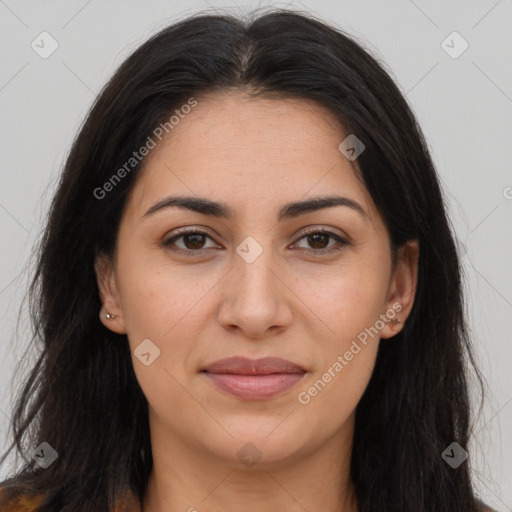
left=1, top=0, right=511, bottom=509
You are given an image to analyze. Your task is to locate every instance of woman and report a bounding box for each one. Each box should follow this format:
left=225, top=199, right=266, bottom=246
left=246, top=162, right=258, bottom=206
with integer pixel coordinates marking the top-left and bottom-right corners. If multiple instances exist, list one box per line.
left=0, top=8, right=496, bottom=512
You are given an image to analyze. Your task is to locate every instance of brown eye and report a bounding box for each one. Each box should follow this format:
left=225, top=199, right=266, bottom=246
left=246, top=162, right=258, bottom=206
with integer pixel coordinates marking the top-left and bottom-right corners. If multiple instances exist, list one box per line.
left=162, top=228, right=219, bottom=254
left=181, top=233, right=207, bottom=250
left=293, top=229, right=350, bottom=255
left=307, top=233, right=330, bottom=249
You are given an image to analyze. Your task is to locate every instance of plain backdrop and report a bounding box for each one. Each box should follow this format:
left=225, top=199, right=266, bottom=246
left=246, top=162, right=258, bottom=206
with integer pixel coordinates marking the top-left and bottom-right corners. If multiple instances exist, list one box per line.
left=0, top=0, right=511, bottom=509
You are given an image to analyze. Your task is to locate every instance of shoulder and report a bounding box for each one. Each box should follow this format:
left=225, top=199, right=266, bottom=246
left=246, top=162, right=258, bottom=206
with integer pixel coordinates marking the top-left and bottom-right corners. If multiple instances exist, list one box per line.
left=0, top=483, right=47, bottom=511
left=0, top=482, right=141, bottom=512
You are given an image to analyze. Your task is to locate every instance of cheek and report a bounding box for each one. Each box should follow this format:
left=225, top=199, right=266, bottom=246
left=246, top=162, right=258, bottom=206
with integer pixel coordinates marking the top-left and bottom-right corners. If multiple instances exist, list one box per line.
left=115, top=253, right=225, bottom=381
left=116, top=253, right=204, bottom=336
left=292, top=259, right=387, bottom=409
left=294, top=261, right=388, bottom=344
left=296, top=272, right=382, bottom=420
left=115, top=259, right=207, bottom=413
left=299, top=345, right=378, bottom=431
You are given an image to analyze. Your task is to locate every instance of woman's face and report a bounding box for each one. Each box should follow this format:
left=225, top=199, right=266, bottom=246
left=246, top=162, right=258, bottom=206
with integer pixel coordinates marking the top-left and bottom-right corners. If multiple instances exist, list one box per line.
left=95, top=91, right=418, bottom=469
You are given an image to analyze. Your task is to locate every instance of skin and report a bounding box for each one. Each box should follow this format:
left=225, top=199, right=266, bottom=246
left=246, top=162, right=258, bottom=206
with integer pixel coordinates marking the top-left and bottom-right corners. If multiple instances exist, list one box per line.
left=95, top=91, right=419, bottom=512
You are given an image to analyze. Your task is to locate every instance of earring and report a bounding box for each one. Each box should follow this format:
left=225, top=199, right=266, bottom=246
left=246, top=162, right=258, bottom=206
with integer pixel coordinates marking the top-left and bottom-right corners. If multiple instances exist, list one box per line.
left=105, top=312, right=116, bottom=320
left=386, top=318, right=400, bottom=328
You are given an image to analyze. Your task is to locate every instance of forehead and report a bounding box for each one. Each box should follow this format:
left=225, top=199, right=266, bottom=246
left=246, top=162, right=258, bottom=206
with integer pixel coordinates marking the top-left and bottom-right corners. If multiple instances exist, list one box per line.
left=125, top=91, right=377, bottom=226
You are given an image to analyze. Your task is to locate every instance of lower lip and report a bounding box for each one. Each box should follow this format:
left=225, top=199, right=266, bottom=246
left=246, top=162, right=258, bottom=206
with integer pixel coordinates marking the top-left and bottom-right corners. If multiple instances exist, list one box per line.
left=203, top=372, right=305, bottom=400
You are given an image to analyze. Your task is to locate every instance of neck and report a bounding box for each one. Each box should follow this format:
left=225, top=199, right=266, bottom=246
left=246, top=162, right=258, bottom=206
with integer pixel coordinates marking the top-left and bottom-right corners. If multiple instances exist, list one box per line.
left=140, top=414, right=359, bottom=512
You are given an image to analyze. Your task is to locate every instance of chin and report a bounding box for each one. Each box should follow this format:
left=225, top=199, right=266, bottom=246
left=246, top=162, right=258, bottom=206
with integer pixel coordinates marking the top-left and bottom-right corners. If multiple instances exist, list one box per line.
left=199, top=418, right=316, bottom=468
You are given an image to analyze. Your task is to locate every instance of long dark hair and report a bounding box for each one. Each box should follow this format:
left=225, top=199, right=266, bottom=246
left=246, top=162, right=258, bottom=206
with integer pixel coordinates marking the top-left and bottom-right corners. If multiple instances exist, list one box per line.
left=0, top=8, right=488, bottom=512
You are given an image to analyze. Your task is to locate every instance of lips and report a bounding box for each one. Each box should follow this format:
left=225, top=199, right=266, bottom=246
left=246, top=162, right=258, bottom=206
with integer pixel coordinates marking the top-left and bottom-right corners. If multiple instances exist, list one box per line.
left=202, top=356, right=305, bottom=375
left=201, top=356, right=306, bottom=400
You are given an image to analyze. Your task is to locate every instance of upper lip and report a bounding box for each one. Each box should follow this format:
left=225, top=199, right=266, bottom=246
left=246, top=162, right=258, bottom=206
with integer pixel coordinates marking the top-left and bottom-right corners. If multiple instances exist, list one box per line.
left=202, top=357, right=305, bottom=375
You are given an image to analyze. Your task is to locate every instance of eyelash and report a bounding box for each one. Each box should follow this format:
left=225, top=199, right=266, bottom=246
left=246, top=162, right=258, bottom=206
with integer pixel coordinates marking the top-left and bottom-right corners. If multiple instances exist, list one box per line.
left=161, top=227, right=350, bottom=257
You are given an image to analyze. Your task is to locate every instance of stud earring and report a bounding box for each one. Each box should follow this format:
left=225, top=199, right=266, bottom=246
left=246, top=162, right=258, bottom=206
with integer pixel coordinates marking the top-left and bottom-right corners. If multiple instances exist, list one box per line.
left=105, top=312, right=116, bottom=320
left=386, top=318, right=400, bottom=328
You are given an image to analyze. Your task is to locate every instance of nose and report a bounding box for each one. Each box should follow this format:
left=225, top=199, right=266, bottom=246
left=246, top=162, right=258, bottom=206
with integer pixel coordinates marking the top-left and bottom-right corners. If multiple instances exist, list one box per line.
left=217, top=241, right=293, bottom=339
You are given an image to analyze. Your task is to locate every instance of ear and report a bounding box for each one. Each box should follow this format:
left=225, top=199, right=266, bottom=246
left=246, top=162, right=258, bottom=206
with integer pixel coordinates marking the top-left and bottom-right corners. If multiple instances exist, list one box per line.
left=94, top=252, right=127, bottom=334
left=380, top=239, right=419, bottom=339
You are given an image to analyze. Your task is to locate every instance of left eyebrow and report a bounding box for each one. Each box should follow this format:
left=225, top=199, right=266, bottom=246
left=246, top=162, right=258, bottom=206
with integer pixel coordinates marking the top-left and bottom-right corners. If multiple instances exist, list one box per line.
left=142, top=195, right=368, bottom=221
